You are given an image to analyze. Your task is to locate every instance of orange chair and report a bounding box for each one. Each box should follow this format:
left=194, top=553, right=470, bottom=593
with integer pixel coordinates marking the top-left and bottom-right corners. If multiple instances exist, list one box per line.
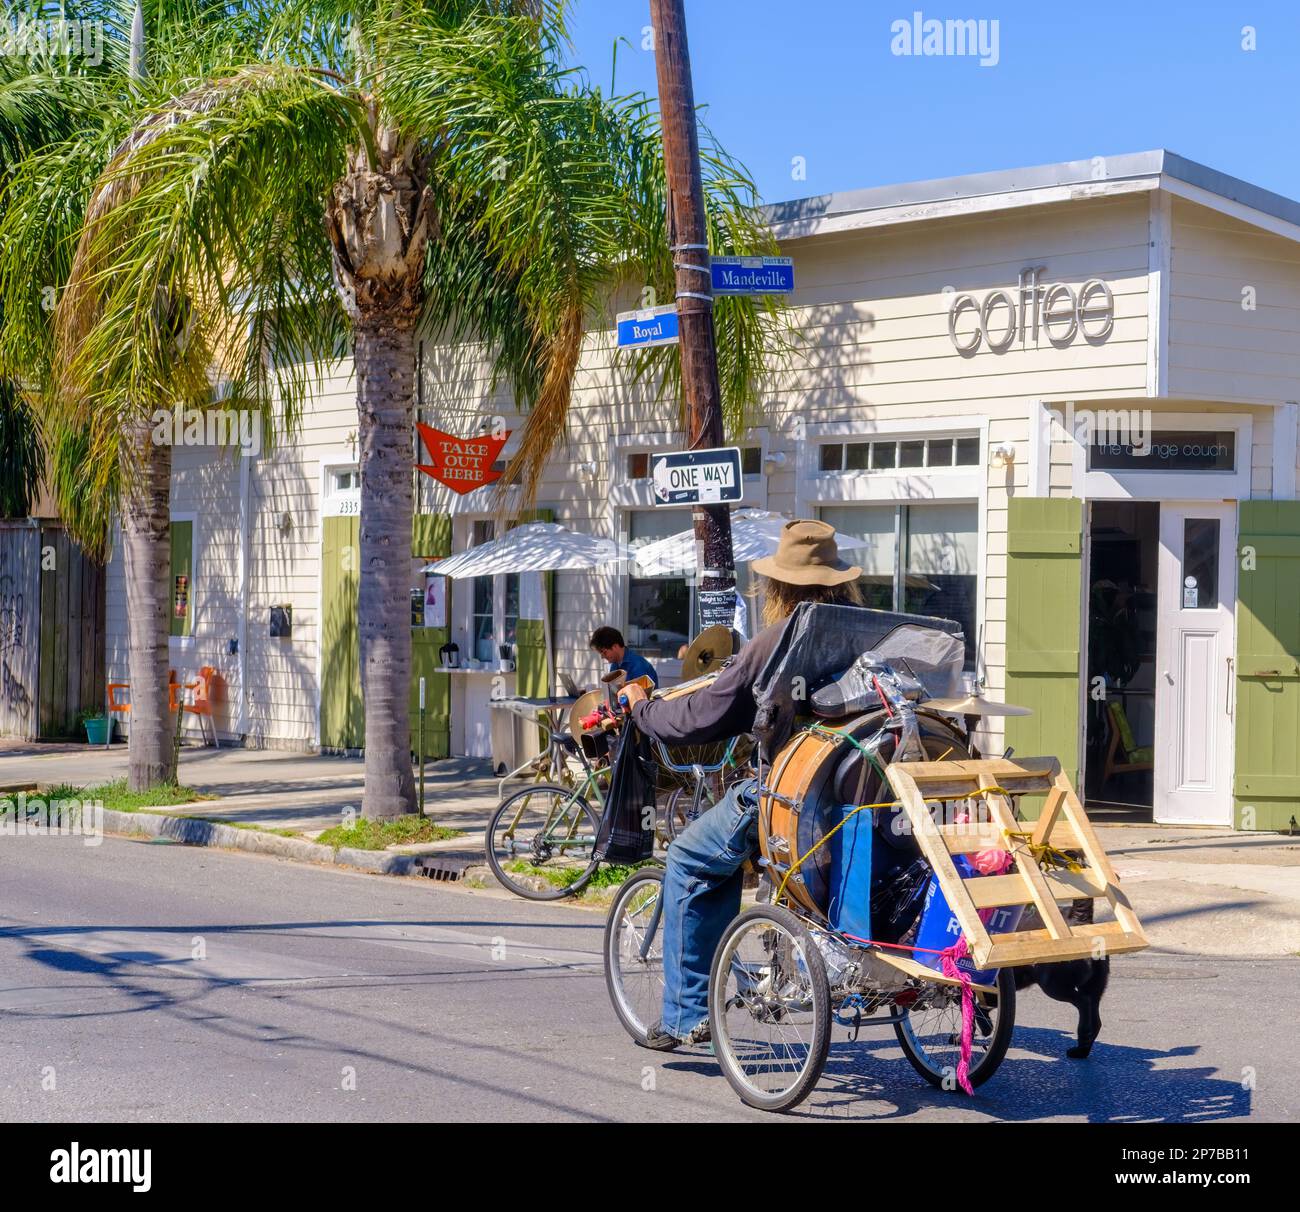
left=183, top=666, right=218, bottom=747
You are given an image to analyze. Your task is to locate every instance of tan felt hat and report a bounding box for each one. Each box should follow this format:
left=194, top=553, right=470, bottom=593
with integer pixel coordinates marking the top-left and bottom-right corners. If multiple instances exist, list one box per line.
left=751, top=519, right=862, bottom=587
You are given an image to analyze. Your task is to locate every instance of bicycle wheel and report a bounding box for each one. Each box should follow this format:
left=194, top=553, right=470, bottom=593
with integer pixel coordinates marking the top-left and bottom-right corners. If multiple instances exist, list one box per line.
left=709, top=904, right=832, bottom=1113
left=485, top=784, right=601, bottom=901
left=893, top=966, right=1016, bottom=1090
left=604, top=867, right=666, bottom=1044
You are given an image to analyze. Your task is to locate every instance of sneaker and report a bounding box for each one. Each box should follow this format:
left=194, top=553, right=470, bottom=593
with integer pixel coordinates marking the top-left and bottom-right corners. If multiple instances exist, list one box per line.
left=685, top=1020, right=712, bottom=1046
left=640, top=1022, right=681, bottom=1052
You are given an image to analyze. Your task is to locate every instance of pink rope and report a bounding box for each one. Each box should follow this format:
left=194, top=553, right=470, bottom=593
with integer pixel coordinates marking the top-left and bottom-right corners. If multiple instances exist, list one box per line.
left=938, top=936, right=975, bottom=1095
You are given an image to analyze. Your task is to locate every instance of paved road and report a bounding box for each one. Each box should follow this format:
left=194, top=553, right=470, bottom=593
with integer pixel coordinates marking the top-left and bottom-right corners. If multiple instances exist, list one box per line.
left=0, top=835, right=1293, bottom=1122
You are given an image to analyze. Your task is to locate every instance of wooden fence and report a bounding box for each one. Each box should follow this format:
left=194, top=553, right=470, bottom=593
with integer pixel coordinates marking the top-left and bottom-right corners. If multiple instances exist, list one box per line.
left=0, top=521, right=105, bottom=740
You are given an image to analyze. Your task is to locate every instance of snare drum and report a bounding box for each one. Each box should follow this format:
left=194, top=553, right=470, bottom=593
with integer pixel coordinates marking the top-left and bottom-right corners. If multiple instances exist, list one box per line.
left=759, top=711, right=967, bottom=918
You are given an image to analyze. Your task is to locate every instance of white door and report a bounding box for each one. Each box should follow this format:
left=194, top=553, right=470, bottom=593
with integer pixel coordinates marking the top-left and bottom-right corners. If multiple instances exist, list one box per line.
left=1153, top=503, right=1236, bottom=824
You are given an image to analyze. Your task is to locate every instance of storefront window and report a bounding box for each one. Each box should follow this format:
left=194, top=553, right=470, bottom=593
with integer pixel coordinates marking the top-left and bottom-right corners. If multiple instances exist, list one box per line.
left=820, top=502, right=978, bottom=669
left=627, top=509, right=691, bottom=659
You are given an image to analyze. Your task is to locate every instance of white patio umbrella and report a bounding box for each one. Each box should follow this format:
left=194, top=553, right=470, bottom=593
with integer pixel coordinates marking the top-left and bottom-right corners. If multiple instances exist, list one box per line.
left=422, top=521, right=618, bottom=577
left=423, top=522, right=620, bottom=698
left=631, top=509, right=869, bottom=576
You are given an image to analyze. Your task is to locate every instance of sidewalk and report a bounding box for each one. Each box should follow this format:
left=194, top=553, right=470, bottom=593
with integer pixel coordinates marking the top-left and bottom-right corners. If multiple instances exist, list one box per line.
left=4, top=740, right=1300, bottom=954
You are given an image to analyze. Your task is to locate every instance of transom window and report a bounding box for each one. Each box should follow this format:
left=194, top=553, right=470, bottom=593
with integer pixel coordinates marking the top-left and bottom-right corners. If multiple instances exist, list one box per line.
left=819, top=436, right=979, bottom=473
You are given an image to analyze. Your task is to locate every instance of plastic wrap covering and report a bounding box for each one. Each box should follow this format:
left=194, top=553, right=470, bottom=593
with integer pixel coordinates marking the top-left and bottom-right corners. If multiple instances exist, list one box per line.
left=751, top=602, right=963, bottom=759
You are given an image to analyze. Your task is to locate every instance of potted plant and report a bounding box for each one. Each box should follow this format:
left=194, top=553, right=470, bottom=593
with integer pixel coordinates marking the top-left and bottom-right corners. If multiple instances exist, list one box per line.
left=78, top=711, right=110, bottom=746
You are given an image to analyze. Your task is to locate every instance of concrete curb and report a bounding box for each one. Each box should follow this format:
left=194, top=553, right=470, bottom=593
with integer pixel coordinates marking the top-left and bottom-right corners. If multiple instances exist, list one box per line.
left=101, top=809, right=428, bottom=876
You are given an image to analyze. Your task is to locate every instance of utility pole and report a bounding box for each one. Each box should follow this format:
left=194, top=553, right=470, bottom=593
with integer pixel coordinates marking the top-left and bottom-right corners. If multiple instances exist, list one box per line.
left=649, top=0, right=736, bottom=634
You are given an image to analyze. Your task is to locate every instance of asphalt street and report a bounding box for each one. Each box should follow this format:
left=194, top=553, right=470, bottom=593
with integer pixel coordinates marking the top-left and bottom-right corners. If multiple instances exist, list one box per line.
left=0, top=834, right=1293, bottom=1122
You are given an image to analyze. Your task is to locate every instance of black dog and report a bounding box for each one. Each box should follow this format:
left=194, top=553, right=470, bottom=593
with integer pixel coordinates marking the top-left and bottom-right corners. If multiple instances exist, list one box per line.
left=1012, top=898, right=1110, bottom=1058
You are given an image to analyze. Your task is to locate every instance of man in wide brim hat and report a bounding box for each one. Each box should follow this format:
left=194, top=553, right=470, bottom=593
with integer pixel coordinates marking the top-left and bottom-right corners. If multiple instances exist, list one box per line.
left=619, top=520, right=863, bottom=1050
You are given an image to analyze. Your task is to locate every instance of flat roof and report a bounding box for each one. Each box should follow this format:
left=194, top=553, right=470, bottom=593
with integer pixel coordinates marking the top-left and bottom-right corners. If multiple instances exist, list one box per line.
left=763, top=150, right=1300, bottom=241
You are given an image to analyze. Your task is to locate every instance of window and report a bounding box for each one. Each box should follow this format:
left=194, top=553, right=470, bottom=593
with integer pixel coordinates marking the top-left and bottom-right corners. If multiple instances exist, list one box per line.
left=741, top=446, right=762, bottom=476
left=627, top=452, right=650, bottom=479
left=820, top=502, right=978, bottom=669
left=330, top=468, right=360, bottom=493
left=819, top=436, right=979, bottom=473
left=626, top=510, right=691, bottom=660
left=170, top=519, right=194, bottom=638
left=470, top=520, right=495, bottom=661
left=1182, top=518, right=1220, bottom=609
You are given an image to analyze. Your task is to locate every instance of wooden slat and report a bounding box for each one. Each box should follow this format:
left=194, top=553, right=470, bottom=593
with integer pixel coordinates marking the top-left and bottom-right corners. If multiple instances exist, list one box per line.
left=939, top=822, right=1005, bottom=854
left=1048, top=768, right=1148, bottom=944
left=983, top=920, right=1148, bottom=966
left=869, top=947, right=996, bottom=994
left=965, top=868, right=1108, bottom=910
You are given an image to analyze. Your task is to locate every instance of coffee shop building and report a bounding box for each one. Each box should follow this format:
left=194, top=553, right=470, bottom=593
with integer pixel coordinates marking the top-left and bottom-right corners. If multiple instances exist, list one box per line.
left=103, top=151, right=1300, bottom=830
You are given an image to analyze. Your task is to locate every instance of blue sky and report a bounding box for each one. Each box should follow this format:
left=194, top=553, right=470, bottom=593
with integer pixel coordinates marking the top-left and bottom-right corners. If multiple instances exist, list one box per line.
left=565, top=1, right=1300, bottom=206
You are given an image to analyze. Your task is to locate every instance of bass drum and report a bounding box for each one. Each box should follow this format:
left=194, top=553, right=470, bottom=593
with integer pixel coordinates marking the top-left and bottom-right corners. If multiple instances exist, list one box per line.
left=758, top=711, right=968, bottom=918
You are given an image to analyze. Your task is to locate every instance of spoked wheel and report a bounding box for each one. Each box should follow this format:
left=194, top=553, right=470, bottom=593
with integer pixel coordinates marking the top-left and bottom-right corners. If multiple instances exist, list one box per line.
left=893, top=967, right=1016, bottom=1090
left=709, top=904, right=832, bottom=1113
left=604, top=867, right=666, bottom=1044
left=485, top=784, right=600, bottom=901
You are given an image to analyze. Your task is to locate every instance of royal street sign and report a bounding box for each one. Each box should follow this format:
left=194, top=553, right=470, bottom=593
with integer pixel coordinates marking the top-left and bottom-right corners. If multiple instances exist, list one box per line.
left=710, top=256, right=795, bottom=295
left=651, top=446, right=744, bottom=506
left=616, top=304, right=680, bottom=349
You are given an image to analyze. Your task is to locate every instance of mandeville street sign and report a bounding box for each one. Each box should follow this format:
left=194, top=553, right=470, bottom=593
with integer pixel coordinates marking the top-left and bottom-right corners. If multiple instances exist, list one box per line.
left=710, top=255, right=794, bottom=295
left=652, top=446, right=743, bottom=506
left=616, top=304, right=679, bottom=348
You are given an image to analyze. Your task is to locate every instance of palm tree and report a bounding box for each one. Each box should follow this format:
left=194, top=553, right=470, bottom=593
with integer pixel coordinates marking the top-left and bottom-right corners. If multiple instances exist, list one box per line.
left=1, top=0, right=783, bottom=816
left=0, top=1, right=283, bottom=787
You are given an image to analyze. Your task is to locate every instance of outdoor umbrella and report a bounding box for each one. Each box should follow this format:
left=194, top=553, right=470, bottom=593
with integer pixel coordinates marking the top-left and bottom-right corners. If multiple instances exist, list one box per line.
left=422, top=521, right=619, bottom=577
left=424, top=522, right=620, bottom=697
left=631, top=509, right=869, bottom=576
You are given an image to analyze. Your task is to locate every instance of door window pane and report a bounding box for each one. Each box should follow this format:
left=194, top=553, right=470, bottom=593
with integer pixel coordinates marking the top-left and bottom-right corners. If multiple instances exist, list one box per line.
left=1182, top=518, right=1220, bottom=609
left=819, top=505, right=897, bottom=610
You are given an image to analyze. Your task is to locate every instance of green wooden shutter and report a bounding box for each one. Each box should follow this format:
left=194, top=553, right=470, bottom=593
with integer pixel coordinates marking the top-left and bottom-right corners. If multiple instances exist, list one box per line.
left=1234, top=501, right=1300, bottom=831
left=513, top=508, right=553, bottom=697
left=1004, top=498, right=1083, bottom=792
left=320, top=515, right=363, bottom=749
left=411, top=513, right=452, bottom=760
left=169, top=519, right=193, bottom=638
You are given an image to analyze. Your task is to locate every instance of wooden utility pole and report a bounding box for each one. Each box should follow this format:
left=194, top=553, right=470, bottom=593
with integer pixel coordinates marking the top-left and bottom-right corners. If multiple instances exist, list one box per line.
left=649, top=0, right=736, bottom=631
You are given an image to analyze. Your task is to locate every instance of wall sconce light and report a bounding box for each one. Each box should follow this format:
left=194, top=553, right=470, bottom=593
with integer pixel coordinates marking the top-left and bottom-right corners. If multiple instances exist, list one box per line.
left=990, top=442, right=1016, bottom=468
left=278, top=511, right=294, bottom=536
left=576, top=460, right=598, bottom=478
left=764, top=451, right=787, bottom=475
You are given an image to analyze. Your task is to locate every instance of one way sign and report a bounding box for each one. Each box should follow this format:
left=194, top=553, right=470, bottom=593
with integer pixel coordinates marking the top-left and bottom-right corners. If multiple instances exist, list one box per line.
left=651, top=446, right=744, bottom=506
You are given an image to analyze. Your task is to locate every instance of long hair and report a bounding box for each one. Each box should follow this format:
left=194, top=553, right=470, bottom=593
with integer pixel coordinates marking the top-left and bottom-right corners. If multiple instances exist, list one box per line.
left=761, top=575, right=864, bottom=629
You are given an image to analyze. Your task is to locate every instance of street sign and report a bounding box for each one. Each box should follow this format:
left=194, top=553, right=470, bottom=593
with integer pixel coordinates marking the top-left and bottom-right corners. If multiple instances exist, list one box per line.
left=710, top=255, right=794, bottom=295
left=616, top=304, right=680, bottom=349
left=651, top=446, right=743, bottom=506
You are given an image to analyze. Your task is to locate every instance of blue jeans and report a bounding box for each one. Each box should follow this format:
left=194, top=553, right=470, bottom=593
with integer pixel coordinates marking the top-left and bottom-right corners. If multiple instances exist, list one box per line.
left=661, top=779, right=760, bottom=1036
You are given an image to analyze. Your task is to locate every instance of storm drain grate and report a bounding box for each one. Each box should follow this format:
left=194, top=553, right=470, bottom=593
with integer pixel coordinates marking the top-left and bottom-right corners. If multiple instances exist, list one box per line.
left=417, top=855, right=473, bottom=882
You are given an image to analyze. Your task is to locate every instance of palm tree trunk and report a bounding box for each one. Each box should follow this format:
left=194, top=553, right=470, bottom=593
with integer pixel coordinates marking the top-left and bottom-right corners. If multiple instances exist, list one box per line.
left=325, top=133, right=431, bottom=819
left=120, top=419, right=175, bottom=789
left=355, top=319, right=418, bottom=818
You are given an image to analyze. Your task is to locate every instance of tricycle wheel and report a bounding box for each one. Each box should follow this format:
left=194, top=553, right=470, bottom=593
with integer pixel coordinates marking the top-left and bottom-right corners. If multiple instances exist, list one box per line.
left=893, top=966, right=1015, bottom=1090
left=709, top=904, right=831, bottom=1113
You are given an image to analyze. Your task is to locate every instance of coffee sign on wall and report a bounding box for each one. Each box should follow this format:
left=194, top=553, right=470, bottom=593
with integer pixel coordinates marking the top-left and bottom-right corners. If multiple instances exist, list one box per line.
left=948, top=265, right=1115, bottom=354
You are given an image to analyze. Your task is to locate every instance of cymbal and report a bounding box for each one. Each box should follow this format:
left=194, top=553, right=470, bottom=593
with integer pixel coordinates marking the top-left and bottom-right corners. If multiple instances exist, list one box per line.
left=924, top=693, right=1033, bottom=718
left=681, top=624, right=733, bottom=680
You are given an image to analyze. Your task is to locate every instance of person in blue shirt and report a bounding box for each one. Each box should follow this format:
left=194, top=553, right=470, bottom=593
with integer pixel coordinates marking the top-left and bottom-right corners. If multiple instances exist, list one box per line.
left=589, top=626, right=659, bottom=688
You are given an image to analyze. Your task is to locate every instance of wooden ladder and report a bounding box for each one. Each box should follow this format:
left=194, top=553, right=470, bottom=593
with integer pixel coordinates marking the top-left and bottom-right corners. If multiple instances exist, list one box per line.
left=885, top=757, right=1148, bottom=969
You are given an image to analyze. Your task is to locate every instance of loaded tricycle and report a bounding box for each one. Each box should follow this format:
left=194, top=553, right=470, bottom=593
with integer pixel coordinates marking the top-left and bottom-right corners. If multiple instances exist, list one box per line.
left=602, top=603, right=1147, bottom=1112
